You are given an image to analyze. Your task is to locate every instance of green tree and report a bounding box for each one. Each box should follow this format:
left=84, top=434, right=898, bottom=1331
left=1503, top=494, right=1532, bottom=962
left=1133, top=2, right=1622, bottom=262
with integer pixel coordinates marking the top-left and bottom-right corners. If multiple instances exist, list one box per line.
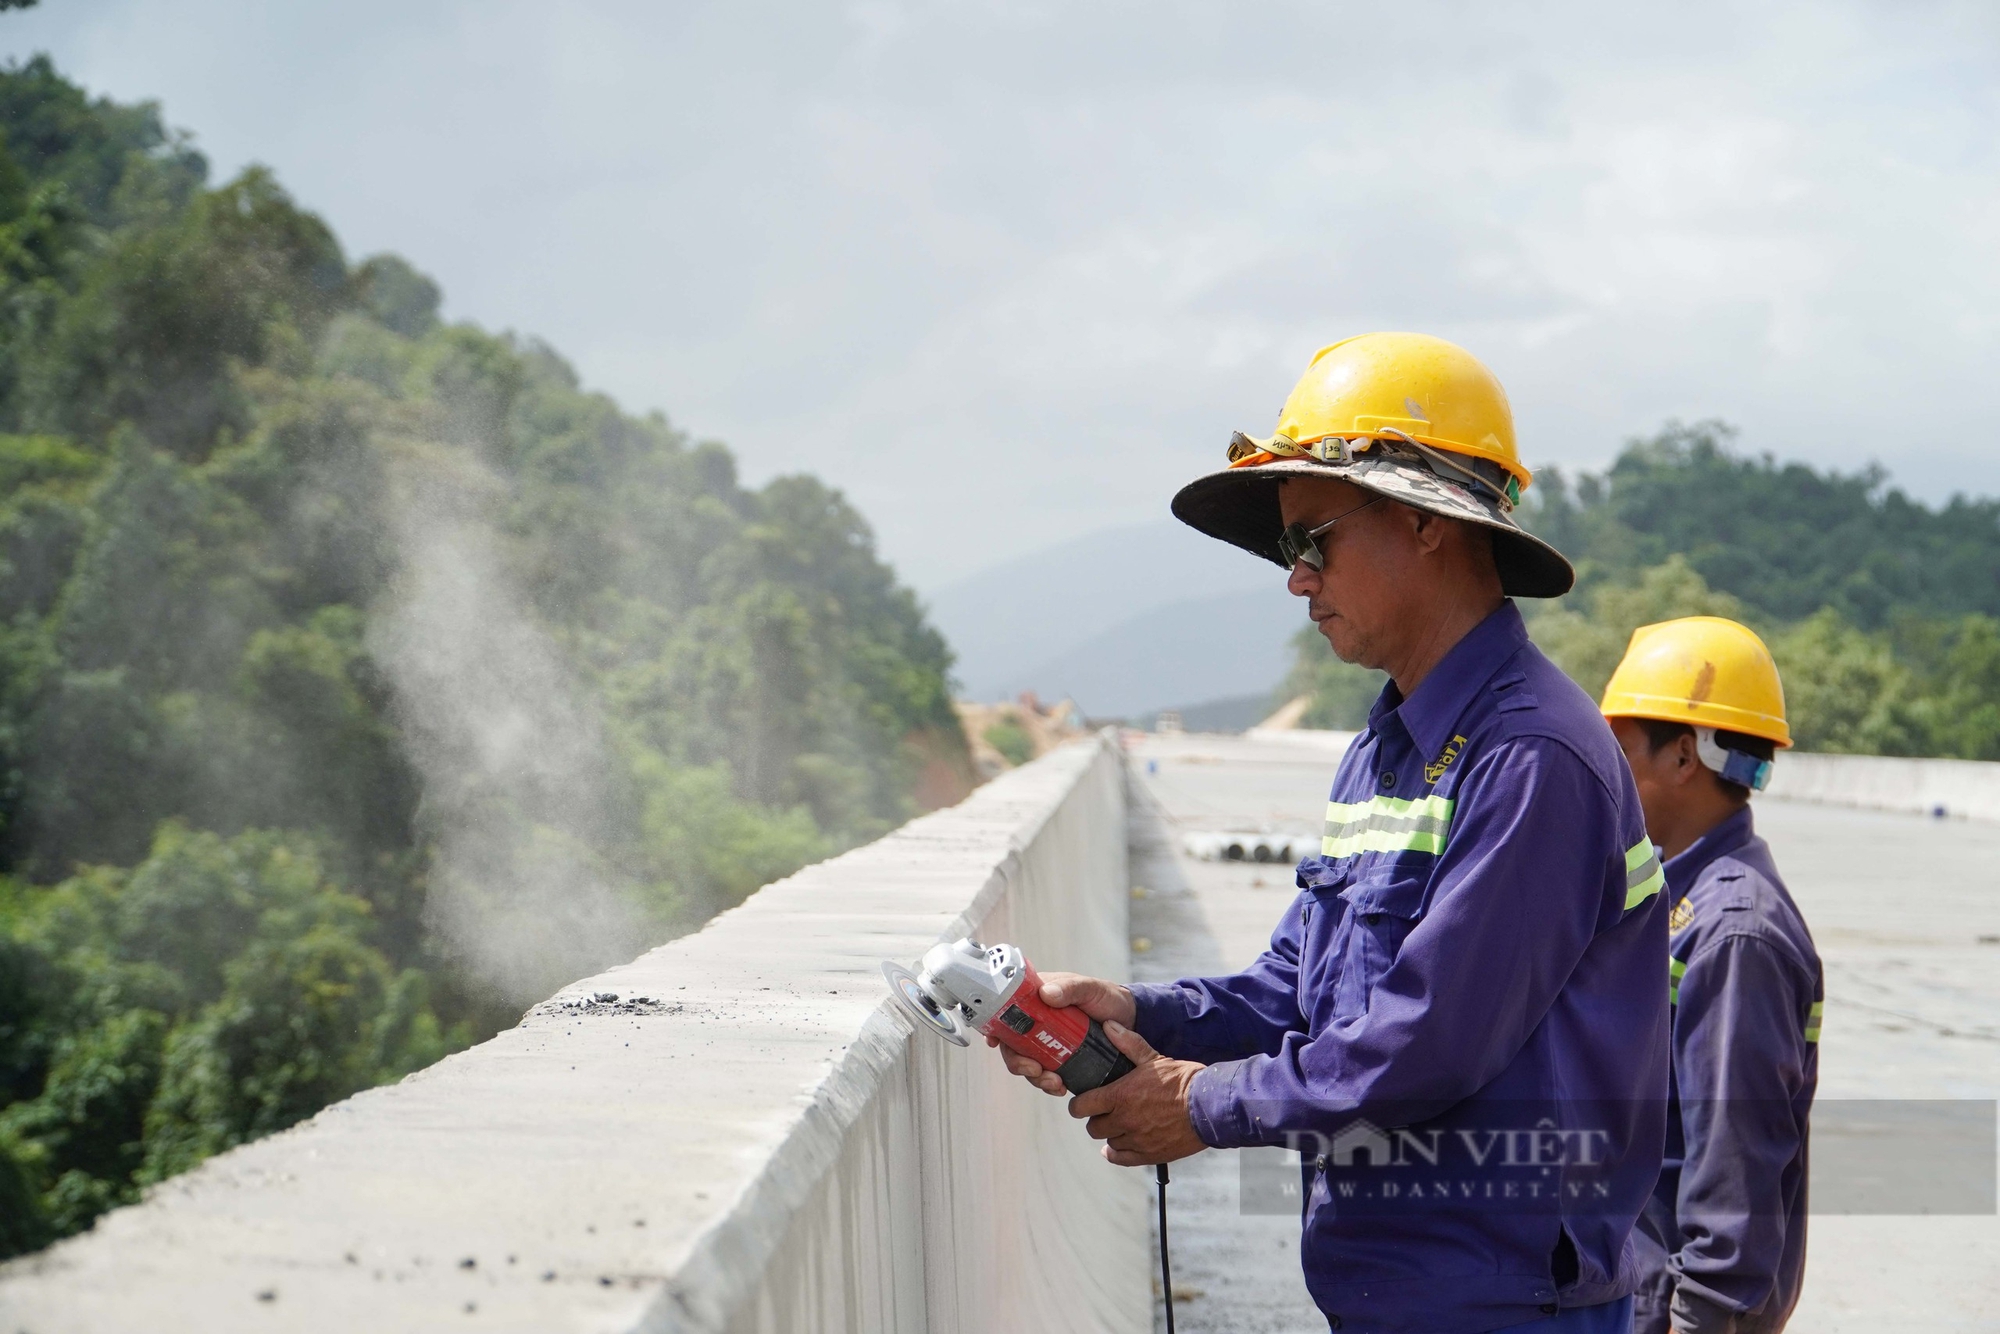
left=1897, top=614, right=2000, bottom=761
left=983, top=719, right=1033, bottom=767
left=0, top=56, right=204, bottom=230
left=18, top=168, right=346, bottom=457
left=0, top=1008, right=166, bottom=1231
left=1526, top=555, right=1748, bottom=703
left=352, top=253, right=440, bottom=339
left=0, top=823, right=456, bottom=1233
left=1522, top=420, right=2000, bottom=628
left=140, top=927, right=444, bottom=1182
left=1513, top=425, right=2000, bottom=758
left=1768, top=610, right=1921, bottom=754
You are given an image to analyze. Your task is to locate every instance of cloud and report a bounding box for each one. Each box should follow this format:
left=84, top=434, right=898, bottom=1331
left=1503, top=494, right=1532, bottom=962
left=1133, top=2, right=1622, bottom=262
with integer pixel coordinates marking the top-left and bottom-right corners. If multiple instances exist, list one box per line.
left=11, top=0, right=1997, bottom=585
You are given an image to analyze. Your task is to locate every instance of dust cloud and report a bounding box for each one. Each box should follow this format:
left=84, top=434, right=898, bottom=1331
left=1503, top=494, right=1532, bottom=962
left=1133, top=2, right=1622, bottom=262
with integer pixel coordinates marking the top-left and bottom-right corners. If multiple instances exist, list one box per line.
left=368, top=452, right=642, bottom=1005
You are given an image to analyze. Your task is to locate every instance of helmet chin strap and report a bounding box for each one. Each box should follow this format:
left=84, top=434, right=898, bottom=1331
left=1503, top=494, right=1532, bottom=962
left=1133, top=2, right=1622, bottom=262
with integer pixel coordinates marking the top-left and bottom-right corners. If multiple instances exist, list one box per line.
left=1694, top=727, right=1773, bottom=792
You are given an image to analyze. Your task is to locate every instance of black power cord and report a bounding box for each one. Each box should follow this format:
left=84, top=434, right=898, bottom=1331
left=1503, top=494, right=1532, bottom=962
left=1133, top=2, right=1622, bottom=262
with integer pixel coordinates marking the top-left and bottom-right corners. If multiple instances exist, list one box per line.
left=1156, top=1162, right=1176, bottom=1334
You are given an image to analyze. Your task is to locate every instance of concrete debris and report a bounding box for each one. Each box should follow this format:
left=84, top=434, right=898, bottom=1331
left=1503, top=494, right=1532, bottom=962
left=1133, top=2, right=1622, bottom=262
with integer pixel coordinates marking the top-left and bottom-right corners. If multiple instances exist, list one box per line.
left=534, top=993, right=681, bottom=1018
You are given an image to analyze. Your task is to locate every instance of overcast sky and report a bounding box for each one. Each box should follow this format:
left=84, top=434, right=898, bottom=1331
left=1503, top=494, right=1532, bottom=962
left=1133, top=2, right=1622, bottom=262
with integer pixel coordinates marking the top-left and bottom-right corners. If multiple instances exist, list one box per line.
left=8, top=1, right=1997, bottom=588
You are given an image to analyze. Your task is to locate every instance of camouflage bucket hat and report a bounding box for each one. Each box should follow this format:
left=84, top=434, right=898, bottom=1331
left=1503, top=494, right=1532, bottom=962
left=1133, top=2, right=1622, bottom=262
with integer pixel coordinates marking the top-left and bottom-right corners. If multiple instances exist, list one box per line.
left=1170, top=432, right=1576, bottom=598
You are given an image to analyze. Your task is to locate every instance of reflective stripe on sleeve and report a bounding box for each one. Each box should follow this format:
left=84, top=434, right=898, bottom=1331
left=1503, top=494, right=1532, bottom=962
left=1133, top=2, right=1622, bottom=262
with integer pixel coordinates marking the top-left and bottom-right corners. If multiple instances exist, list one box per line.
left=1668, top=956, right=1686, bottom=1006
left=1805, top=1000, right=1823, bottom=1043
left=1322, top=793, right=1456, bottom=858
left=1624, top=839, right=1666, bottom=910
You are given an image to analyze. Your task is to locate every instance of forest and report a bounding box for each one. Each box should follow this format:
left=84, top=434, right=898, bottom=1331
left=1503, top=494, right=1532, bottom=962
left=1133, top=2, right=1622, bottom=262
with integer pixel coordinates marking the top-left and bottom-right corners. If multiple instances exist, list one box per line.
left=1283, top=421, right=2000, bottom=758
left=0, top=56, right=968, bottom=1255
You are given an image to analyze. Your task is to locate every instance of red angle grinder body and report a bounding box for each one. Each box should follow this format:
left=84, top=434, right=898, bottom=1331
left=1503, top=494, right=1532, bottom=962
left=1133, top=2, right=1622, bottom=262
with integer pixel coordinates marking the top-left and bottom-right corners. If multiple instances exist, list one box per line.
left=882, top=938, right=1135, bottom=1093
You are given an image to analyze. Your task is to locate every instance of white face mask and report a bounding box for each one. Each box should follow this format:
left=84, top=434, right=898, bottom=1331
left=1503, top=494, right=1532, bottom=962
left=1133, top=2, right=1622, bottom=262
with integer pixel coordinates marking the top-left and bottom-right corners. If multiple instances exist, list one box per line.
left=1694, top=727, right=1773, bottom=792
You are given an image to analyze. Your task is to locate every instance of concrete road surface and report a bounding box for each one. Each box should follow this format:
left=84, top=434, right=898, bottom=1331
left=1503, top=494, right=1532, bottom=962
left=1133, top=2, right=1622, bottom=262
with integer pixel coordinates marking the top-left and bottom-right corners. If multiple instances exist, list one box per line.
left=1126, top=731, right=2000, bottom=1334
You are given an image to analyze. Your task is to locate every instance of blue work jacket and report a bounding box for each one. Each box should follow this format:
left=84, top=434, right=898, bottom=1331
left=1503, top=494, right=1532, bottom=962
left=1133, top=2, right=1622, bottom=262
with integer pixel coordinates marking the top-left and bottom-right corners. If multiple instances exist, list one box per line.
left=1633, top=808, right=1821, bottom=1334
left=1130, top=602, right=1669, bottom=1334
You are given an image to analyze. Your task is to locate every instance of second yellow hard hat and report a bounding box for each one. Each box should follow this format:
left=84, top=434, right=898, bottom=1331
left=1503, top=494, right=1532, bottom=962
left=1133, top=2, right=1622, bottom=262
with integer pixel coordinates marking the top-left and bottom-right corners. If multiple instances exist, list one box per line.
left=1600, top=616, right=1791, bottom=747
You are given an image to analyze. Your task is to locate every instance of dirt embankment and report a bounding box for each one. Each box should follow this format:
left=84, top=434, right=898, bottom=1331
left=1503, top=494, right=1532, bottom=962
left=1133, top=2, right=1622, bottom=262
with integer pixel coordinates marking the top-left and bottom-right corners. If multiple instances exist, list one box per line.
left=954, top=693, right=1086, bottom=778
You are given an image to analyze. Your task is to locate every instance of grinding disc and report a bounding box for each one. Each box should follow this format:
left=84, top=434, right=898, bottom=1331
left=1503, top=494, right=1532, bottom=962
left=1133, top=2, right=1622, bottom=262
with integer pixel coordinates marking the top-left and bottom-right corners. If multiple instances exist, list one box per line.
left=881, top=959, right=969, bottom=1047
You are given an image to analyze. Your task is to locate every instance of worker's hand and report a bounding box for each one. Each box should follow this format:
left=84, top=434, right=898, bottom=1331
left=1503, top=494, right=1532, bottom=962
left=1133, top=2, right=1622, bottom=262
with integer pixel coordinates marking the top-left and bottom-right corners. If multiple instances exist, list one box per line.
left=1068, top=1021, right=1206, bottom=1166
left=985, top=972, right=1136, bottom=1096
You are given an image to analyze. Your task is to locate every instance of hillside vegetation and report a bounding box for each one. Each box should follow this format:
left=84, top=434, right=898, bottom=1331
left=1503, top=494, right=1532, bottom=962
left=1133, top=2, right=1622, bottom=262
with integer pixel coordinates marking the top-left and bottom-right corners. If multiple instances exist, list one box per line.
left=0, top=56, right=967, bottom=1255
left=1282, top=422, right=2000, bottom=758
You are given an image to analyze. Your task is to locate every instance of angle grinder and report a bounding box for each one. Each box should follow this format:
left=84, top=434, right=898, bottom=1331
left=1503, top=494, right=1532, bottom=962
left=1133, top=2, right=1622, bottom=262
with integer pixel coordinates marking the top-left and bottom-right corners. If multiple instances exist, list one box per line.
left=884, top=944, right=1176, bottom=1328
left=881, top=937, right=1135, bottom=1093
left=881, top=937, right=1178, bottom=1332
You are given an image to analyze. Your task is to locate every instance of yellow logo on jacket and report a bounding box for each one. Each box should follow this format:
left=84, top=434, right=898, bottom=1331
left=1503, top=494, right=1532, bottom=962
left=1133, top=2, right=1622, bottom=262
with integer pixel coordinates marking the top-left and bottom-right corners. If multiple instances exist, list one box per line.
left=1424, top=734, right=1468, bottom=785
left=1670, top=896, right=1694, bottom=932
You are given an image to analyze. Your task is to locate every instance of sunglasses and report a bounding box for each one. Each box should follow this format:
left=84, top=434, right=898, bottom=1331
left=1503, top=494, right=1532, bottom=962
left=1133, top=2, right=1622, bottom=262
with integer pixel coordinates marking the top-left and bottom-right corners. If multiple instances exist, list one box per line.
left=1277, top=495, right=1385, bottom=570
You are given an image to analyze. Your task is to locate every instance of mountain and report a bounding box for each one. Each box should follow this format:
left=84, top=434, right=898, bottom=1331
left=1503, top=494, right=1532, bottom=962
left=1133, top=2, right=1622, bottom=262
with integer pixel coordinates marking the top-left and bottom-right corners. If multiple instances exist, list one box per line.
left=1009, top=585, right=1303, bottom=717
left=924, top=519, right=1295, bottom=711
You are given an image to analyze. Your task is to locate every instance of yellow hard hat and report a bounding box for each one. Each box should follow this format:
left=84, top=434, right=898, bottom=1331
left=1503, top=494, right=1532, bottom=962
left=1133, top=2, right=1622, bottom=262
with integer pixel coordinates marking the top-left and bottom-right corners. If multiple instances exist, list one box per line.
left=1264, top=332, right=1529, bottom=489
left=1600, top=616, right=1792, bottom=747
left=1171, top=333, right=1575, bottom=597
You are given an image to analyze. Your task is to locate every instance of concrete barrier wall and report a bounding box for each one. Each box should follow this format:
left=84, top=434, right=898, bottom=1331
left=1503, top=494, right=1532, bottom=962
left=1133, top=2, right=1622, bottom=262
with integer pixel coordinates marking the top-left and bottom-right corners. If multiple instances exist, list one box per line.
left=1244, top=726, right=2000, bottom=823
left=1765, top=750, right=2000, bottom=822
left=0, top=735, right=1149, bottom=1334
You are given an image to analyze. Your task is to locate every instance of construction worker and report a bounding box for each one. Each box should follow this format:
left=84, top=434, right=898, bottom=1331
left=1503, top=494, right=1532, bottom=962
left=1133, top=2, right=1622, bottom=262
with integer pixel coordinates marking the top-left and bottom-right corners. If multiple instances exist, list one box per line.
left=1599, top=619, right=1822, bottom=1334
left=991, top=333, right=1668, bottom=1333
